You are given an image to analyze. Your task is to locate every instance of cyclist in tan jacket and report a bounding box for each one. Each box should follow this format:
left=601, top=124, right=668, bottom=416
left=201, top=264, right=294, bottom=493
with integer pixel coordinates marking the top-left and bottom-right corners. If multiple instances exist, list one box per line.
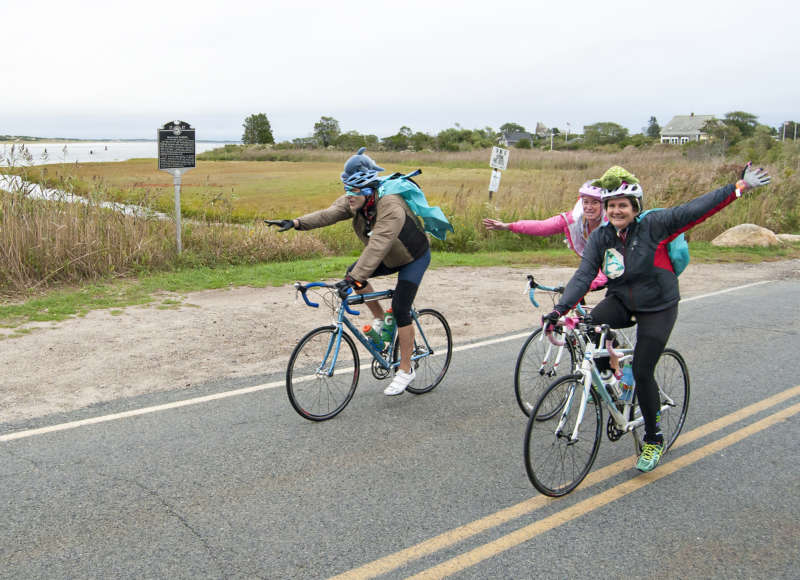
left=267, top=149, right=431, bottom=395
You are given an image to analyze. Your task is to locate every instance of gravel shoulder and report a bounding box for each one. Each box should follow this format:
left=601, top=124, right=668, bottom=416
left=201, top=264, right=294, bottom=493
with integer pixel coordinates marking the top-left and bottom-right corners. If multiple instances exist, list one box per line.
left=2, top=260, right=798, bottom=424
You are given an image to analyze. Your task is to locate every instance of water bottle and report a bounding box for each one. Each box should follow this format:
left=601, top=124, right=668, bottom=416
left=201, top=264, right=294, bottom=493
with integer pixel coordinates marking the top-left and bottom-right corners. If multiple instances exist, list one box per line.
left=600, top=370, right=621, bottom=399
left=381, top=308, right=396, bottom=343
left=363, top=324, right=384, bottom=350
left=619, top=363, right=635, bottom=403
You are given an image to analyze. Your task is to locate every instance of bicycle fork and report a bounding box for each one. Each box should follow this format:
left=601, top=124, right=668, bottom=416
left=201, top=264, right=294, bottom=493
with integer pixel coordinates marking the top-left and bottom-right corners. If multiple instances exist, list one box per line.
left=555, top=369, right=593, bottom=445
left=317, top=325, right=346, bottom=377
left=537, top=330, right=569, bottom=376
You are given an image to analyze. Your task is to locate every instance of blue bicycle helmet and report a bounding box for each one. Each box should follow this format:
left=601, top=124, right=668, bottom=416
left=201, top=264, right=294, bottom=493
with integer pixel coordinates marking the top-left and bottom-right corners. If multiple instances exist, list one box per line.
left=341, top=147, right=384, bottom=190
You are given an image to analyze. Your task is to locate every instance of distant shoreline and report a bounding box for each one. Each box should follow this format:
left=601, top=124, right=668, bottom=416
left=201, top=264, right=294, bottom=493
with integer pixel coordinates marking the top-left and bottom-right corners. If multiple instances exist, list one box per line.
left=0, top=137, right=240, bottom=144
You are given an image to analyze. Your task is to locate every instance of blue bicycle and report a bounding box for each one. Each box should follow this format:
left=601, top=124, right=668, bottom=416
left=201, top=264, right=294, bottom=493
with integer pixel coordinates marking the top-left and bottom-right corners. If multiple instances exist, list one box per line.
left=287, top=282, right=452, bottom=421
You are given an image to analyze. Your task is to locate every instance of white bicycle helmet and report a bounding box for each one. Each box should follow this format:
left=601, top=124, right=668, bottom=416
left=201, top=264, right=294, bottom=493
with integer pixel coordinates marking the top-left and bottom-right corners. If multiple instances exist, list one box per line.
left=602, top=182, right=643, bottom=212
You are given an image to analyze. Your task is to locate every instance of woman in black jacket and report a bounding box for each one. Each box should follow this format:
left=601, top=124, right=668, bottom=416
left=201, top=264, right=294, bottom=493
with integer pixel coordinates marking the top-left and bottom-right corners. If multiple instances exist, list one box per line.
left=543, top=164, right=771, bottom=472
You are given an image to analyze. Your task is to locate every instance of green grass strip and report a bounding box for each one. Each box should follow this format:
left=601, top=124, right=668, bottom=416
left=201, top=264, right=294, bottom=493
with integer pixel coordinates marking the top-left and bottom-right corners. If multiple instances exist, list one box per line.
left=0, top=244, right=797, bottom=329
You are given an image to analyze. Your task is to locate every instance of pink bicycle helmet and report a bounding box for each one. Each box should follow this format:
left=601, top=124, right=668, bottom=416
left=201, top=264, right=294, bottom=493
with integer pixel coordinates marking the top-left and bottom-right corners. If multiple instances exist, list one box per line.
left=578, top=180, right=606, bottom=200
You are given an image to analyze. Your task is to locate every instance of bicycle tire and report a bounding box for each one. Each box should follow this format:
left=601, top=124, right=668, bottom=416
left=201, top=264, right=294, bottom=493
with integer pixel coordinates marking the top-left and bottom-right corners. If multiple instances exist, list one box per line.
left=514, top=327, right=578, bottom=417
left=400, top=308, right=452, bottom=394
left=524, top=374, right=602, bottom=497
left=286, top=326, right=360, bottom=421
left=631, top=348, right=690, bottom=454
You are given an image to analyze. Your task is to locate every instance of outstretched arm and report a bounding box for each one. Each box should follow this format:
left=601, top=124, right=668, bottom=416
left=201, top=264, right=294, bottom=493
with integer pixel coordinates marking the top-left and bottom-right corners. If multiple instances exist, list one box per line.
left=294, top=196, right=352, bottom=231
left=507, top=214, right=568, bottom=237
left=648, top=164, right=771, bottom=241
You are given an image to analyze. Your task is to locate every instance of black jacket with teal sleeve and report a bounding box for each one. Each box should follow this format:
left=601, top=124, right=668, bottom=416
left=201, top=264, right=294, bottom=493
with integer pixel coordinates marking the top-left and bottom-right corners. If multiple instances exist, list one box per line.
left=557, top=183, right=738, bottom=313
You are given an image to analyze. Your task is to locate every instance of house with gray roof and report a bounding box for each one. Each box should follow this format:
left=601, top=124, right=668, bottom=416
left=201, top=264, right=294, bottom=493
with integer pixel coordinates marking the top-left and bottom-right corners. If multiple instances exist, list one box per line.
left=660, top=114, right=715, bottom=144
left=501, top=130, right=535, bottom=146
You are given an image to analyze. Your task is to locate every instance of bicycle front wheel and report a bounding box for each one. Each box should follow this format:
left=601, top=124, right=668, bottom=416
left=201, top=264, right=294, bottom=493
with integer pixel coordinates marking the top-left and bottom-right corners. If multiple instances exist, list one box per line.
left=403, top=308, right=452, bottom=394
left=631, top=348, right=690, bottom=454
left=524, top=374, right=602, bottom=497
left=515, top=327, right=578, bottom=417
left=286, top=326, right=360, bottom=421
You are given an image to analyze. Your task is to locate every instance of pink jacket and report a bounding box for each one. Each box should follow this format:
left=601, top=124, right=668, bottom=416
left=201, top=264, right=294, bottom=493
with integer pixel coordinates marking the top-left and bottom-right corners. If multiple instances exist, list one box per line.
left=508, top=203, right=608, bottom=290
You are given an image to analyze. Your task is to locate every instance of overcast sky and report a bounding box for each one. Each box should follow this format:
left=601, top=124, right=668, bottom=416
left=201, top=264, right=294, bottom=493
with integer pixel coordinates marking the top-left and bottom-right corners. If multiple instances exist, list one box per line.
left=3, top=0, right=798, bottom=141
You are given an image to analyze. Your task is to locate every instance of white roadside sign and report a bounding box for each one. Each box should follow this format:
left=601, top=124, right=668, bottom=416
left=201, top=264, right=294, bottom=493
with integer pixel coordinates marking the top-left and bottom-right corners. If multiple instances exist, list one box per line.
left=489, top=146, right=510, bottom=170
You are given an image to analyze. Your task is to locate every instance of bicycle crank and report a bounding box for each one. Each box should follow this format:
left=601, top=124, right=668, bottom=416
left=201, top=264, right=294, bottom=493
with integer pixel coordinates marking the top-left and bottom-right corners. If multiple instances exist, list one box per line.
left=371, top=358, right=390, bottom=380
left=606, top=415, right=626, bottom=441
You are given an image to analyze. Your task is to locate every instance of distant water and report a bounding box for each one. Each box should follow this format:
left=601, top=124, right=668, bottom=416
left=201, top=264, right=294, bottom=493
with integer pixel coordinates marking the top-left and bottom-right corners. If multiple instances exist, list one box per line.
left=0, top=141, right=234, bottom=166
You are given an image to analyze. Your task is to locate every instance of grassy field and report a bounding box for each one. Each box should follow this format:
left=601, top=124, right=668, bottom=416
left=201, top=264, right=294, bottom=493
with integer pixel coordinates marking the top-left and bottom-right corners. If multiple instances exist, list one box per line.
left=2, top=145, right=798, bottom=296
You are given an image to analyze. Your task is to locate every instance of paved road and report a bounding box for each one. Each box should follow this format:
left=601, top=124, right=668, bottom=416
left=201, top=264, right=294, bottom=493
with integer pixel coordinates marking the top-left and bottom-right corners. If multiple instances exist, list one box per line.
left=2, top=281, right=798, bottom=579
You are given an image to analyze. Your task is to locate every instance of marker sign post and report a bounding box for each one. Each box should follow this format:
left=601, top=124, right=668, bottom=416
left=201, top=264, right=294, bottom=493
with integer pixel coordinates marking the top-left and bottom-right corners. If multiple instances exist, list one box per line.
left=158, top=120, right=195, bottom=254
left=488, top=146, right=509, bottom=200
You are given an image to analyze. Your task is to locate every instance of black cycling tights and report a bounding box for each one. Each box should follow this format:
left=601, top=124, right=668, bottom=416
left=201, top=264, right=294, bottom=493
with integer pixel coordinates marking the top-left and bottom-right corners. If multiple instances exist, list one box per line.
left=588, top=296, right=679, bottom=444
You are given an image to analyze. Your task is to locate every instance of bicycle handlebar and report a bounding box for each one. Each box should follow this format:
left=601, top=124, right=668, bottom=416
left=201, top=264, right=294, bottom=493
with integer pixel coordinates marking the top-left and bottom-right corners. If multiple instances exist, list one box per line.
left=526, top=274, right=564, bottom=309
left=294, top=282, right=360, bottom=316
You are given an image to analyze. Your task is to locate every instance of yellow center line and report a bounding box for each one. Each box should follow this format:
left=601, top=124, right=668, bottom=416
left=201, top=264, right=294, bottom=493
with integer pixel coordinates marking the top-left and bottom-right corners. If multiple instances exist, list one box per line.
left=408, top=401, right=800, bottom=580
left=330, top=384, right=800, bottom=580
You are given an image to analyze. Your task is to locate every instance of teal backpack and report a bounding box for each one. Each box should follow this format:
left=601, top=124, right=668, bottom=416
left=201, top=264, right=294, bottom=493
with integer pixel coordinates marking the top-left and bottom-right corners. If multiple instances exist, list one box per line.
left=378, top=170, right=454, bottom=241
left=637, top=209, right=690, bottom=276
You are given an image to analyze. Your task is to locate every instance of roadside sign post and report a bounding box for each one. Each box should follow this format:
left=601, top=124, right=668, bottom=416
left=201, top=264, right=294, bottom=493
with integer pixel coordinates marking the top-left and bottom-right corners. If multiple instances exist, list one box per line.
left=158, top=120, right=195, bottom=254
left=488, top=146, right=509, bottom=200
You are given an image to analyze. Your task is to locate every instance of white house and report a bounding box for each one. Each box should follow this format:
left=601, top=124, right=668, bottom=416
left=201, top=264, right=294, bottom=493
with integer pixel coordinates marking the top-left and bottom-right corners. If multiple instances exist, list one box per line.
left=660, top=114, right=715, bottom=144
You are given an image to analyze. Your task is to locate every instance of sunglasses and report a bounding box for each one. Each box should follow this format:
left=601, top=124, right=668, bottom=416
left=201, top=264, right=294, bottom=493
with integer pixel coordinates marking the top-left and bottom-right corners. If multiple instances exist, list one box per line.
left=345, top=186, right=373, bottom=196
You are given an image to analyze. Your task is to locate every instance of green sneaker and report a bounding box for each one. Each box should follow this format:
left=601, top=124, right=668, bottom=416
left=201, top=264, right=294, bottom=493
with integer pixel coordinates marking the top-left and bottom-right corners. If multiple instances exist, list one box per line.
left=636, top=441, right=664, bottom=472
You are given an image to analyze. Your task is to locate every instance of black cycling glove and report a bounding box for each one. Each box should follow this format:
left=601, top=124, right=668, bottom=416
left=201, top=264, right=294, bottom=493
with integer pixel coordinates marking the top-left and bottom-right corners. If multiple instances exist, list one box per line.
left=265, top=219, right=295, bottom=232
left=542, top=309, right=562, bottom=329
left=335, top=275, right=366, bottom=298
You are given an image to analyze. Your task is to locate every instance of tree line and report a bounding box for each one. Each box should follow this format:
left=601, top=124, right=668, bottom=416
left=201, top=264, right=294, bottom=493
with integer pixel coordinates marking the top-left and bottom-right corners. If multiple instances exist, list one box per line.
left=240, top=111, right=798, bottom=152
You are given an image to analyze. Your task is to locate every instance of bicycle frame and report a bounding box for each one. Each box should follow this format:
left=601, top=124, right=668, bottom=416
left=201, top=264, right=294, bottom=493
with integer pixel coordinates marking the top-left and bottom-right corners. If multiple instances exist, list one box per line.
left=295, top=283, right=435, bottom=377
left=557, top=325, right=640, bottom=442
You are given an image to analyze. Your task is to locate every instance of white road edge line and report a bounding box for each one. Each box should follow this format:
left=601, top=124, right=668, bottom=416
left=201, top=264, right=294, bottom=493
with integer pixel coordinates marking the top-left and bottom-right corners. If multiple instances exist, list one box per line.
left=0, top=279, right=776, bottom=442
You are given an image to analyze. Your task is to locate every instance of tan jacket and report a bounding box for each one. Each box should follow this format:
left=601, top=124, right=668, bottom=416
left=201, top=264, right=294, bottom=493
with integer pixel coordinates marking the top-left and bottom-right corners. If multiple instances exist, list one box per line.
left=296, top=195, right=429, bottom=281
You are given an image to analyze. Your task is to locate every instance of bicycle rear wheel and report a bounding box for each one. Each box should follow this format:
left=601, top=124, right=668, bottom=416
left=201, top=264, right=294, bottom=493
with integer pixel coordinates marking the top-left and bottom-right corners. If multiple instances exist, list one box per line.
left=286, top=326, right=360, bottom=421
left=524, top=374, right=602, bottom=497
left=631, top=348, right=690, bottom=454
left=514, top=327, right=578, bottom=417
left=403, top=308, right=452, bottom=394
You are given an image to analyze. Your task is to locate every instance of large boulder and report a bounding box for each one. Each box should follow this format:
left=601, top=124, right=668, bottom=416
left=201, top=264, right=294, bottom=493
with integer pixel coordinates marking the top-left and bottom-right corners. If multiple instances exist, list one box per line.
left=776, top=233, right=800, bottom=244
left=711, top=224, right=782, bottom=247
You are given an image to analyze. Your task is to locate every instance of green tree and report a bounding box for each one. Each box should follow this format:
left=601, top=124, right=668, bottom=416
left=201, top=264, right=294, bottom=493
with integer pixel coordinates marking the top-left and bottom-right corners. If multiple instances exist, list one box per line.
left=409, top=131, right=434, bottom=151
left=778, top=121, right=799, bottom=140
left=702, top=119, right=742, bottom=144
left=500, top=122, right=526, bottom=134
left=583, top=122, right=629, bottom=146
left=313, top=116, right=341, bottom=148
left=382, top=126, right=413, bottom=151
left=646, top=116, right=661, bottom=139
left=723, top=111, right=758, bottom=138
left=241, top=113, right=274, bottom=144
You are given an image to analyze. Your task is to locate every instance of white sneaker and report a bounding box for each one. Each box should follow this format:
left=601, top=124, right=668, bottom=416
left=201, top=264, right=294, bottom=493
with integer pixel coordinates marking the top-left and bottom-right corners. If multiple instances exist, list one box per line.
left=384, top=368, right=415, bottom=396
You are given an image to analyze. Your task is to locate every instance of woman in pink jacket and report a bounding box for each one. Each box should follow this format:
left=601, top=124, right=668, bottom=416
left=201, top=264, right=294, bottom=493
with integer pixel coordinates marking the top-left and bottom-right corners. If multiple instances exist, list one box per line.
left=482, top=181, right=608, bottom=289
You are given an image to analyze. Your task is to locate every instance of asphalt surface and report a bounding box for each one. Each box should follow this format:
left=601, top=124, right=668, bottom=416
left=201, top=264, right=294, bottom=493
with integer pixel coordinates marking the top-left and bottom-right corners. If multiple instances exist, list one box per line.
left=1, top=280, right=798, bottom=579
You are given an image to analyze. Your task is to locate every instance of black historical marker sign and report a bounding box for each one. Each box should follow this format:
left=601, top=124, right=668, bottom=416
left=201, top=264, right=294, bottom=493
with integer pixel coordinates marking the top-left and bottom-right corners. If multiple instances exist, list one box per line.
left=158, top=120, right=196, bottom=170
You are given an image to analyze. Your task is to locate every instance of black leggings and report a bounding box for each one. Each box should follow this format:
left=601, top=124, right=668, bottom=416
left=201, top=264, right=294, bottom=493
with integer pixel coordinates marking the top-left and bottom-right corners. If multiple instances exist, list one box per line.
left=588, top=296, right=679, bottom=443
